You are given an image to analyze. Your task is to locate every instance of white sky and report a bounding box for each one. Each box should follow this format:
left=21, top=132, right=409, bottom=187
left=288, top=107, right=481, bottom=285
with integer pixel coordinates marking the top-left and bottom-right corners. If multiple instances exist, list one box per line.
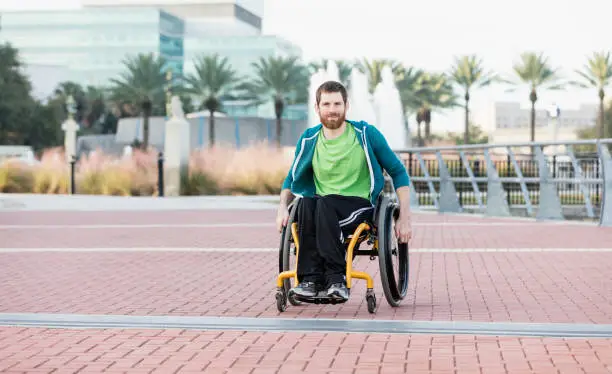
left=1, top=0, right=610, bottom=133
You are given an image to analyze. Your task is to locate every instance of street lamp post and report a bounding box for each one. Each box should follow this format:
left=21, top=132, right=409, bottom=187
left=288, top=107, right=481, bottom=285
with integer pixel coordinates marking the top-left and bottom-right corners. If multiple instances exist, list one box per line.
left=165, top=70, right=173, bottom=118
left=61, top=95, right=79, bottom=194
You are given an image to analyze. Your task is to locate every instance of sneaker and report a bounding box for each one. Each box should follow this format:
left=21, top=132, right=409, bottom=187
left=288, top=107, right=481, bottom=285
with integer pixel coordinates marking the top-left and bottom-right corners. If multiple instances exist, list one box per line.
left=327, top=283, right=349, bottom=301
left=289, top=281, right=317, bottom=298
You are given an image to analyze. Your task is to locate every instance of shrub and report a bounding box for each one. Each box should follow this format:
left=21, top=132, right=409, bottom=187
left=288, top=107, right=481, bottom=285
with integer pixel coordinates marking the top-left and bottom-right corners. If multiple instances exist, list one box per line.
left=31, top=148, right=70, bottom=194
left=0, top=160, right=34, bottom=193
left=76, top=151, right=131, bottom=196
left=188, top=141, right=292, bottom=195
left=1, top=142, right=294, bottom=196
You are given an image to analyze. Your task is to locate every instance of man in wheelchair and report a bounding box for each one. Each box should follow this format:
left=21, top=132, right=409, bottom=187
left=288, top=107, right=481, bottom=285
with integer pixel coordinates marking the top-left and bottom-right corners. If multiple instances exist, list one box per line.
left=276, top=80, right=412, bottom=302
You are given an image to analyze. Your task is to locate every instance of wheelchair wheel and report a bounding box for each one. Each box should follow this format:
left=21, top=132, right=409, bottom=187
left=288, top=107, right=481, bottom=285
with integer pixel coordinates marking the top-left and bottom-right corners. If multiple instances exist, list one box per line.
left=377, top=195, right=410, bottom=307
left=278, top=197, right=301, bottom=306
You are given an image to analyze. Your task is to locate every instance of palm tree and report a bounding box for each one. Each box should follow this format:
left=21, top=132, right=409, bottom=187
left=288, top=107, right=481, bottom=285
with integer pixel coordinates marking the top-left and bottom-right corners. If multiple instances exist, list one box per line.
left=572, top=51, right=612, bottom=138
left=52, top=81, right=87, bottom=124
left=240, top=56, right=308, bottom=147
left=396, top=67, right=425, bottom=138
left=357, top=58, right=404, bottom=93
left=308, top=59, right=354, bottom=86
left=410, top=72, right=458, bottom=145
left=511, top=52, right=564, bottom=143
left=449, top=55, right=499, bottom=145
left=183, top=54, right=240, bottom=147
left=109, top=53, right=177, bottom=149
left=85, top=86, right=109, bottom=128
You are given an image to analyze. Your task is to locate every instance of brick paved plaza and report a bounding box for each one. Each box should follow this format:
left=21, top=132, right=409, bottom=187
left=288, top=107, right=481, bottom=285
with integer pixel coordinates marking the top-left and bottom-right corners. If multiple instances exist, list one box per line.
left=0, top=195, right=611, bottom=373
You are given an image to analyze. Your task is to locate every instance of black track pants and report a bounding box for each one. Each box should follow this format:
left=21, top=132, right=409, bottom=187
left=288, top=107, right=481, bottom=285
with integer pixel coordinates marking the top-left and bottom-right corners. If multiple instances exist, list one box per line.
left=296, top=194, right=374, bottom=287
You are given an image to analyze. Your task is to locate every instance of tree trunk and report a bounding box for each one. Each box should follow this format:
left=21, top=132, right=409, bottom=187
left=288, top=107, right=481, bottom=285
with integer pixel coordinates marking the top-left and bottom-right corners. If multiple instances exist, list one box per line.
left=417, top=121, right=422, bottom=147
left=142, top=98, right=152, bottom=150
left=424, top=108, right=431, bottom=144
left=208, top=109, right=215, bottom=148
left=142, top=116, right=149, bottom=150
left=463, top=91, right=470, bottom=145
left=599, top=88, right=605, bottom=139
left=530, top=101, right=535, bottom=143
left=529, top=88, right=537, bottom=143
left=274, top=97, right=284, bottom=148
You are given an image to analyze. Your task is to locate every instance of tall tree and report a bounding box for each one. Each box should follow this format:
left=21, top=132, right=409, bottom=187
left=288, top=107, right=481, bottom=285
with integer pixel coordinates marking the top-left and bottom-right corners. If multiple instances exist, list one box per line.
left=510, top=52, right=564, bottom=142
left=396, top=66, right=425, bottom=134
left=109, top=53, right=177, bottom=149
left=52, top=81, right=88, bottom=124
left=572, top=51, right=612, bottom=138
left=82, top=85, right=108, bottom=131
left=0, top=43, right=34, bottom=146
left=308, top=59, right=354, bottom=86
left=240, top=56, right=308, bottom=147
left=357, top=58, right=404, bottom=93
left=0, top=43, right=63, bottom=150
left=410, top=72, right=458, bottom=145
left=183, top=54, right=240, bottom=147
left=49, top=82, right=108, bottom=133
left=449, top=55, right=499, bottom=145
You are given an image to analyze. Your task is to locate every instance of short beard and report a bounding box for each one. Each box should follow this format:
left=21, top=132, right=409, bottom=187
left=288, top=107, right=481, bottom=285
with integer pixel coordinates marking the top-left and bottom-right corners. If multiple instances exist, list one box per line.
left=320, top=112, right=346, bottom=130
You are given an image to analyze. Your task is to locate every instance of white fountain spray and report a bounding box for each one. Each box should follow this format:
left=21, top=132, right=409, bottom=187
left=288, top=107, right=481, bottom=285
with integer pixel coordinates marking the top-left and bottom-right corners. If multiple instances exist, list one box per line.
left=326, top=60, right=340, bottom=83
left=373, top=65, right=411, bottom=150
left=347, top=67, right=377, bottom=126
left=308, top=68, right=328, bottom=127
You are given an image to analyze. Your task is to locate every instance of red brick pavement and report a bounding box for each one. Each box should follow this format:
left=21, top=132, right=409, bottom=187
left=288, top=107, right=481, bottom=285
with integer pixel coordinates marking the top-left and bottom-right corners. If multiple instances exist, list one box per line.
left=2, top=210, right=612, bottom=249
left=2, top=208, right=612, bottom=373
left=1, top=251, right=610, bottom=324
left=0, top=327, right=611, bottom=374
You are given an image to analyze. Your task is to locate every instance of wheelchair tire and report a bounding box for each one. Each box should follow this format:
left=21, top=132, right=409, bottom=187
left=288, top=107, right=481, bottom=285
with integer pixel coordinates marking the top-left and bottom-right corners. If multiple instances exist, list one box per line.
left=278, top=197, right=301, bottom=306
left=377, top=195, right=410, bottom=307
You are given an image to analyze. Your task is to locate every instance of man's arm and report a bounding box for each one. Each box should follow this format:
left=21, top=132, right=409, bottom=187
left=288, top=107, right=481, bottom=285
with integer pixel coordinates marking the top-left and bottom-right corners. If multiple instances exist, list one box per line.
left=395, top=186, right=411, bottom=218
left=369, top=127, right=410, bottom=190
left=276, top=133, right=304, bottom=232
left=370, top=126, right=413, bottom=243
left=279, top=188, right=294, bottom=209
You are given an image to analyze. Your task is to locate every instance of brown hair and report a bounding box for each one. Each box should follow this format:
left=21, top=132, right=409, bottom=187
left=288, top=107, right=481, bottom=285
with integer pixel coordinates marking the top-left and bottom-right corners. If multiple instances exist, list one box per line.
left=315, top=81, right=348, bottom=105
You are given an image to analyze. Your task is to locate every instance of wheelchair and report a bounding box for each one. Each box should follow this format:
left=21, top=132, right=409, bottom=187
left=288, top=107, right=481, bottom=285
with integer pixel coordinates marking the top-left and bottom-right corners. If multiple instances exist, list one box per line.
left=275, top=193, right=410, bottom=314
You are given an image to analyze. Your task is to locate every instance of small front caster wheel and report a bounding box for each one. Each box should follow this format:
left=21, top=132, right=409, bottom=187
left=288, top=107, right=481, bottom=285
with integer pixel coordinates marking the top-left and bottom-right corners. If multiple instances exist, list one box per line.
left=276, top=289, right=287, bottom=312
left=288, top=292, right=301, bottom=306
left=366, top=289, right=377, bottom=314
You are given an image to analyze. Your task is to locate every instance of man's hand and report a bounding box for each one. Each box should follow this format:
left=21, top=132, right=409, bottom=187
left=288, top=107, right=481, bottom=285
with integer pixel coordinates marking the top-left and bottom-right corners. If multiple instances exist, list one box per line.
left=276, top=205, right=289, bottom=233
left=395, top=213, right=412, bottom=244
left=276, top=189, right=294, bottom=233
left=394, top=186, right=413, bottom=244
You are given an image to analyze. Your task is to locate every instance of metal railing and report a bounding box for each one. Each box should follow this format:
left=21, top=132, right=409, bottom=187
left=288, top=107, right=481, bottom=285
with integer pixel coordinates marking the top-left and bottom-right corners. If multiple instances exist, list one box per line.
left=389, top=139, right=612, bottom=227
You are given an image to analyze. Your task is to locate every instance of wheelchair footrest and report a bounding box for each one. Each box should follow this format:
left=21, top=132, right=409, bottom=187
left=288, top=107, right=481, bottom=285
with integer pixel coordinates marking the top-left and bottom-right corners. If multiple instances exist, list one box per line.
left=292, top=291, right=348, bottom=305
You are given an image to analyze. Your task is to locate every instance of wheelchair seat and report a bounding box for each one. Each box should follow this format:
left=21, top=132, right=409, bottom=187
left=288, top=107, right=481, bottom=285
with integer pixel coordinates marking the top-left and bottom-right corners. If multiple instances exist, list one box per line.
left=343, top=220, right=374, bottom=254
left=344, top=220, right=373, bottom=242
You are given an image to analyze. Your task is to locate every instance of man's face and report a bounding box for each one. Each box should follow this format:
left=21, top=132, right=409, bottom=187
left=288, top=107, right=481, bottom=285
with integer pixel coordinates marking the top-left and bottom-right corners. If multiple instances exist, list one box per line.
left=316, top=91, right=348, bottom=130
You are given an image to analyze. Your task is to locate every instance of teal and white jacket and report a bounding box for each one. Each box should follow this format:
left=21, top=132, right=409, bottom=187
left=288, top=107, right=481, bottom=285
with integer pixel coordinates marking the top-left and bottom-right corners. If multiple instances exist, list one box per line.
left=281, top=120, right=410, bottom=205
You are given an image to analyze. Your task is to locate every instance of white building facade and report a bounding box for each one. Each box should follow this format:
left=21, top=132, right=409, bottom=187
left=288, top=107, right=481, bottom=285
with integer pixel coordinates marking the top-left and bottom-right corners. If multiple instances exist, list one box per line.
left=489, top=102, right=598, bottom=144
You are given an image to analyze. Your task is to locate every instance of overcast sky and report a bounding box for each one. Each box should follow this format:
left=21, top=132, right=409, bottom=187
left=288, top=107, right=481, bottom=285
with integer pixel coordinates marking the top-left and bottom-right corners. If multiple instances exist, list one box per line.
left=2, top=0, right=610, bottom=133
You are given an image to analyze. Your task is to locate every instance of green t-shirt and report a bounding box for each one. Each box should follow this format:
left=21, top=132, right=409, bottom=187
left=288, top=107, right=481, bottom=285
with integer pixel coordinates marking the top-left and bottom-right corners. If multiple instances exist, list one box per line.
left=312, top=123, right=371, bottom=200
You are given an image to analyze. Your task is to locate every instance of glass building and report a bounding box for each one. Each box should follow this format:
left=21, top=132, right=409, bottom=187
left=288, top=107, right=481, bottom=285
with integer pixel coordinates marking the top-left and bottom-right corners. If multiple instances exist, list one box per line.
left=184, top=35, right=301, bottom=79
left=0, top=7, right=184, bottom=87
left=0, top=2, right=307, bottom=119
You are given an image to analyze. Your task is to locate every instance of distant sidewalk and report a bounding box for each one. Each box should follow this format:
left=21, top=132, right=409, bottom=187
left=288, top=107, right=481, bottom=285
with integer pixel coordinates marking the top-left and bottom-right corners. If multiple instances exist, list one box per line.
left=0, top=193, right=280, bottom=212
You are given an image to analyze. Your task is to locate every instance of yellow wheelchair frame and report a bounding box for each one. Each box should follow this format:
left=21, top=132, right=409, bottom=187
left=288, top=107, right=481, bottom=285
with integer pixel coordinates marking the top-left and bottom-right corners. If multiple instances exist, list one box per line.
left=275, top=195, right=409, bottom=314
